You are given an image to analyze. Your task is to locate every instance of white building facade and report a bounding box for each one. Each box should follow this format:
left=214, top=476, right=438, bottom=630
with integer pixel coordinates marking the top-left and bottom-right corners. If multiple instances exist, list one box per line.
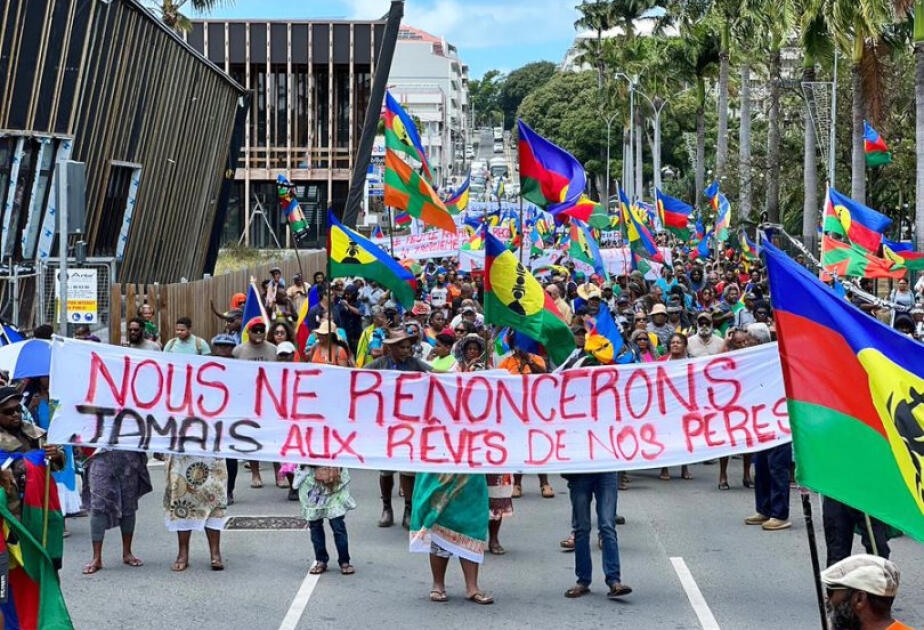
left=388, top=25, right=469, bottom=189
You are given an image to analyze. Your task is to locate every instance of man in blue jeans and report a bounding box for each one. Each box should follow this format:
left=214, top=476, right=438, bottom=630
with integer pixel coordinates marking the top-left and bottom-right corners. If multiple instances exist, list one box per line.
left=745, top=442, right=792, bottom=531
left=563, top=472, right=632, bottom=600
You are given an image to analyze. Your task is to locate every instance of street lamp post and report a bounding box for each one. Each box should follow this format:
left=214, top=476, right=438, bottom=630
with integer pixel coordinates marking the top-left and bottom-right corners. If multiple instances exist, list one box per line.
left=633, top=90, right=670, bottom=195
left=604, top=113, right=619, bottom=209
left=614, top=72, right=635, bottom=202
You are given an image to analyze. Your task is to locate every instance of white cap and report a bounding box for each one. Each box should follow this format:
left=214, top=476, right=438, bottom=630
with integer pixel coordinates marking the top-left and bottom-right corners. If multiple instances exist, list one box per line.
left=820, top=554, right=900, bottom=597
left=276, top=341, right=296, bottom=355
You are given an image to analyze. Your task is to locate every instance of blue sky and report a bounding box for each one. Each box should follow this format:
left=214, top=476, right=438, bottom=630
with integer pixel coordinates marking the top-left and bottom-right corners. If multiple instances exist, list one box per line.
left=192, top=0, right=582, bottom=78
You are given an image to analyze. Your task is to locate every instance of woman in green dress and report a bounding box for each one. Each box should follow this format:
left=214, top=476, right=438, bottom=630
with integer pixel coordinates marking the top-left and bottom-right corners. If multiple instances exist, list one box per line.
left=409, top=472, right=494, bottom=604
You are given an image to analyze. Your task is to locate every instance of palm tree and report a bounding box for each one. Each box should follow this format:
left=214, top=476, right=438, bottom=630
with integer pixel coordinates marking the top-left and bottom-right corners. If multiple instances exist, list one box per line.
left=825, top=1, right=893, bottom=203
left=762, top=1, right=795, bottom=223
left=147, top=0, right=234, bottom=32
left=798, top=0, right=833, bottom=248
left=659, top=5, right=720, bottom=207
left=575, top=1, right=617, bottom=89
left=911, top=1, right=924, bottom=250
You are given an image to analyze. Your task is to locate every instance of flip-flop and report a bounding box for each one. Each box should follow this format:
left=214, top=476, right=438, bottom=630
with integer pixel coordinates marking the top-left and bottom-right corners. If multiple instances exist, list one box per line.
left=171, top=560, right=188, bottom=572
left=309, top=562, right=327, bottom=575
left=718, top=481, right=730, bottom=491
left=82, top=562, right=102, bottom=575
left=466, top=591, right=494, bottom=605
left=488, top=543, right=506, bottom=555
left=250, top=479, right=264, bottom=488
left=429, top=589, right=448, bottom=602
left=340, top=564, right=355, bottom=575
left=211, top=559, right=225, bottom=571
left=123, top=556, right=144, bottom=567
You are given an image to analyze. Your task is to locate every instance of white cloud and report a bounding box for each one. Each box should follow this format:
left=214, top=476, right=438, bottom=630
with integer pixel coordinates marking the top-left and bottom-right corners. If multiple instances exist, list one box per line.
left=343, top=0, right=579, bottom=50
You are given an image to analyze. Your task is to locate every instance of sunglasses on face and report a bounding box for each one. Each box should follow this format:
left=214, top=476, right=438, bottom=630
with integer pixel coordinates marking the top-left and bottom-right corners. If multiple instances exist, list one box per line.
left=0, top=406, right=22, bottom=417
left=250, top=328, right=266, bottom=334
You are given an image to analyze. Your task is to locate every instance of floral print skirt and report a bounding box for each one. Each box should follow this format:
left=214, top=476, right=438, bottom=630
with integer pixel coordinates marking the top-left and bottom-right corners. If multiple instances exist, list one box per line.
left=163, top=455, right=228, bottom=532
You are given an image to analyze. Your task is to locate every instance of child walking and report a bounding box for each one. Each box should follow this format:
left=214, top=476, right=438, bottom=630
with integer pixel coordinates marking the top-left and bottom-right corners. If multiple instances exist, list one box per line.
left=295, top=466, right=357, bottom=575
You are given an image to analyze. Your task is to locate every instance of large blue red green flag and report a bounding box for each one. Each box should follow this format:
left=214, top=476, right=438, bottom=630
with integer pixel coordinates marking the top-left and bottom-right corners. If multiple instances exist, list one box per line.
left=620, top=187, right=664, bottom=264
left=0, top=451, right=73, bottom=630
left=822, top=186, right=892, bottom=252
left=863, top=120, right=892, bottom=167
left=327, top=210, right=417, bottom=308
left=655, top=189, right=692, bottom=240
left=705, top=181, right=719, bottom=212
left=714, top=193, right=731, bottom=242
left=483, top=228, right=574, bottom=365
left=516, top=120, right=591, bottom=221
left=384, top=150, right=456, bottom=233
left=445, top=175, right=470, bottom=213
left=764, top=241, right=924, bottom=541
left=384, top=91, right=433, bottom=181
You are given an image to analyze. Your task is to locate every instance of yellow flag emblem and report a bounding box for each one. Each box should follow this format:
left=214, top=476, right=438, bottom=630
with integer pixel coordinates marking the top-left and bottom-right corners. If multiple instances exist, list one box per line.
left=833, top=204, right=852, bottom=232
left=857, top=348, right=924, bottom=516
left=330, top=226, right=376, bottom=265
left=488, top=252, right=544, bottom=317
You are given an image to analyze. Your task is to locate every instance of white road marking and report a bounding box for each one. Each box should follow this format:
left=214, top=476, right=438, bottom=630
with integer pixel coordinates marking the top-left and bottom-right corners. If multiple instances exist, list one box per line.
left=670, top=557, right=721, bottom=630
left=278, top=570, right=320, bottom=630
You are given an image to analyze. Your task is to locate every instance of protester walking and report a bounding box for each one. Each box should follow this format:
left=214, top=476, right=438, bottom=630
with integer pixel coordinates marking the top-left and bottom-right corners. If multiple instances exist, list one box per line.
left=297, top=466, right=357, bottom=576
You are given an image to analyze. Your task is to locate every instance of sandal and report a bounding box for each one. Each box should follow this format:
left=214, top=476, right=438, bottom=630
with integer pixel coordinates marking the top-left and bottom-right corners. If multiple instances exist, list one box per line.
left=540, top=484, right=555, bottom=498
left=429, top=589, right=448, bottom=602
left=681, top=471, right=693, bottom=480
left=564, top=583, right=590, bottom=598
left=171, top=560, right=188, bottom=572
left=718, top=481, right=730, bottom=491
left=123, top=555, right=144, bottom=567
left=559, top=534, right=575, bottom=551
left=607, top=583, right=633, bottom=599
left=466, top=591, right=494, bottom=605
left=210, top=559, right=225, bottom=571
left=511, top=484, right=522, bottom=498
left=619, top=476, right=629, bottom=491
left=309, top=561, right=327, bottom=575
left=659, top=472, right=671, bottom=481
left=250, top=478, right=264, bottom=489
left=488, top=542, right=506, bottom=555
left=82, top=562, right=102, bottom=575
left=340, top=564, right=355, bottom=575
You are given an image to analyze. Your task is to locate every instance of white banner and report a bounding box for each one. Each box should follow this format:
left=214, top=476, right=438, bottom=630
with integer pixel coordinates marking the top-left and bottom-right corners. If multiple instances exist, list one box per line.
left=373, top=227, right=511, bottom=260
left=49, top=339, right=790, bottom=473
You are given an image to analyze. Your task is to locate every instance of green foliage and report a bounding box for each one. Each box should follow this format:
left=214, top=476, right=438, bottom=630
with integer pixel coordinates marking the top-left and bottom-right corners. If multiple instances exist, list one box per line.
left=499, top=62, right=558, bottom=130
left=468, top=70, right=504, bottom=127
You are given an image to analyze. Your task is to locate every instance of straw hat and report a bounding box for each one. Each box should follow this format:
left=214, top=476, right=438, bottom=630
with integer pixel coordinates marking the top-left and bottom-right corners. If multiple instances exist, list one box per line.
left=577, top=283, right=602, bottom=300
left=315, top=320, right=337, bottom=336
left=650, top=303, right=668, bottom=316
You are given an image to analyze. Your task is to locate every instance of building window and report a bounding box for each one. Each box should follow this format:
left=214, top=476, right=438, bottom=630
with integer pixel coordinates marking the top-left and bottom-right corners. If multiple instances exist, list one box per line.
left=334, top=67, right=350, bottom=149
left=314, top=66, right=329, bottom=154
left=270, top=66, right=288, bottom=156
left=254, top=67, right=267, bottom=148
left=354, top=67, right=371, bottom=144
left=95, top=164, right=135, bottom=257
left=295, top=67, right=310, bottom=150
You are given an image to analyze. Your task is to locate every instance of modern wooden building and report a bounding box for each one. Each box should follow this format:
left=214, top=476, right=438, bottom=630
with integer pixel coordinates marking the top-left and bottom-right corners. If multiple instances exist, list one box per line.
left=185, top=18, right=387, bottom=248
left=0, top=0, right=246, bottom=306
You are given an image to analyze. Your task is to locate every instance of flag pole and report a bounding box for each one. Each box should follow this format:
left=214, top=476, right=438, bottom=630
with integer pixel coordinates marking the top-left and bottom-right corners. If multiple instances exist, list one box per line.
left=387, top=205, right=396, bottom=258
left=518, top=196, right=525, bottom=266
left=326, top=211, right=334, bottom=365
left=800, top=490, right=829, bottom=630
left=40, top=438, right=51, bottom=548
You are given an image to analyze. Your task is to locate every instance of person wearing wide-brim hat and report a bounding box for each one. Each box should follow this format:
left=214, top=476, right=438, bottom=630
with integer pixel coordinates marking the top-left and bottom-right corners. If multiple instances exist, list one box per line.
left=454, top=333, right=488, bottom=372
left=576, top=282, right=602, bottom=301
left=305, top=320, right=350, bottom=367
left=646, top=303, right=673, bottom=349
left=365, top=328, right=431, bottom=529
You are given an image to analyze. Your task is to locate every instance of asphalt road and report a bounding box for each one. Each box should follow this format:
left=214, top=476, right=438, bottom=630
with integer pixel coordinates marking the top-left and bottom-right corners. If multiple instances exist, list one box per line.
left=59, top=461, right=924, bottom=630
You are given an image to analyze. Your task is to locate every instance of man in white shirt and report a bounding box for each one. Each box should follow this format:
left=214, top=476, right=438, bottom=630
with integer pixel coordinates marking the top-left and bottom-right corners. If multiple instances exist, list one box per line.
left=687, top=312, right=725, bottom=357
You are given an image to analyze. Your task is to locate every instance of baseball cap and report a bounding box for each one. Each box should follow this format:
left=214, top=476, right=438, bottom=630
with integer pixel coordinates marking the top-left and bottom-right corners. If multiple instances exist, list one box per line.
left=820, top=554, right=900, bottom=597
left=246, top=317, right=267, bottom=331
left=211, top=334, right=237, bottom=347
left=224, top=308, right=243, bottom=321
left=696, top=311, right=712, bottom=323
left=0, top=386, right=22, bottom=407
left=276, top=341, right=296, bottom=355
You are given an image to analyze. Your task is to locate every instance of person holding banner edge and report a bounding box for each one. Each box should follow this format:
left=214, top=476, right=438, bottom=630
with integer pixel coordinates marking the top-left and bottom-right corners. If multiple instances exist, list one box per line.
left=366, top=328, right=431, bottom=529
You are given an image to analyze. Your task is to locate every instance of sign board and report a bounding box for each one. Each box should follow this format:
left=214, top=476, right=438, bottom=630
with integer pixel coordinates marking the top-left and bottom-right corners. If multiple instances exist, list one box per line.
left=55, top=268, right=98, bottom=323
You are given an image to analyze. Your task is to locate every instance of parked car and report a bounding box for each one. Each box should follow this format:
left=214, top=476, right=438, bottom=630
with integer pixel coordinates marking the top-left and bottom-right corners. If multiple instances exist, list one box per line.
left=493, top=141, right=504, bottom=154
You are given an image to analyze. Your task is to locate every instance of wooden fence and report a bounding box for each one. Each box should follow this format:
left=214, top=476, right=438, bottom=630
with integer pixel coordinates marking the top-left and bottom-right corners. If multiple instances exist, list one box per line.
left=110, top=251, right=327, bottom=344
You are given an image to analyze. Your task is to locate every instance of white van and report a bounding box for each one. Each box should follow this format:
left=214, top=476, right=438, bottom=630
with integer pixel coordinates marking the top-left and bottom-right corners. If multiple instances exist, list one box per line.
left=493, top=127, right=503, bottom=140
